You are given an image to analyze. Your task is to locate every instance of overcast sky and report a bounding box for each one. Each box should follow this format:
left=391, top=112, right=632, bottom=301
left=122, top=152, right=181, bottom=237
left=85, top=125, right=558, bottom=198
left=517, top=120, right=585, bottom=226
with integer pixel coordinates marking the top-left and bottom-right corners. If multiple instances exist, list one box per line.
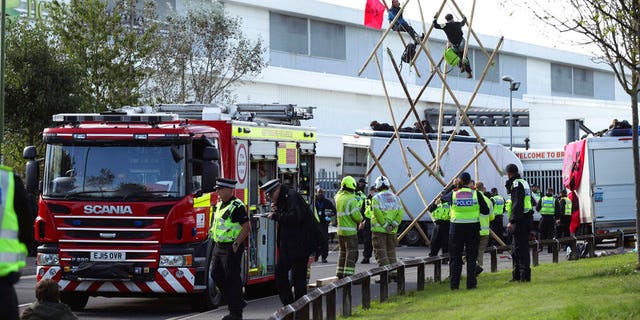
left=320, top=0, right=590, bottom=54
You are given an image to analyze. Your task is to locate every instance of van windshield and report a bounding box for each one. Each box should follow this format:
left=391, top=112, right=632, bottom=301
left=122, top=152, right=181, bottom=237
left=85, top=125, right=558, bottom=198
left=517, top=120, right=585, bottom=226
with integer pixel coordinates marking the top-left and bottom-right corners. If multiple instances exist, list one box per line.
left=43, top=144, right=186, bottom=200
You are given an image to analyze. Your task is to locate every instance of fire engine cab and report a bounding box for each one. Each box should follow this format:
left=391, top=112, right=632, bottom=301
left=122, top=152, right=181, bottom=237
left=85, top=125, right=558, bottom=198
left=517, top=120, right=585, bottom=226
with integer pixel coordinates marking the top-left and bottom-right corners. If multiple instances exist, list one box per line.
left=24, top=104, right=317, bottom=311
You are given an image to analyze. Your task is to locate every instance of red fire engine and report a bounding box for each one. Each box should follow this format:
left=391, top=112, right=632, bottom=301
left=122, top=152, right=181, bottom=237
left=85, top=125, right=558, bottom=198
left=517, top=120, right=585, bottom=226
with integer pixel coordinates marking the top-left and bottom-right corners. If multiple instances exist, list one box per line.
left=24, top=104, right=317, bottom=310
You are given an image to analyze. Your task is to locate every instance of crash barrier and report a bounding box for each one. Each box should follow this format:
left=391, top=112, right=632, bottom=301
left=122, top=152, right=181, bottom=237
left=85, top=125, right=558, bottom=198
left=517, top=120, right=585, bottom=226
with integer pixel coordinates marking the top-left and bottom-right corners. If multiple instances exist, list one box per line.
left=268, top=231, right=625, bottom=320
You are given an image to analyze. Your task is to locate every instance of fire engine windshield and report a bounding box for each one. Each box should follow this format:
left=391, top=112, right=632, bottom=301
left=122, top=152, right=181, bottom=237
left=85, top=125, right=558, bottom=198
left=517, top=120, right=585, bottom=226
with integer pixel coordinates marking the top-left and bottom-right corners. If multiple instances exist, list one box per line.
left=43, top=144, right=186, bottom=200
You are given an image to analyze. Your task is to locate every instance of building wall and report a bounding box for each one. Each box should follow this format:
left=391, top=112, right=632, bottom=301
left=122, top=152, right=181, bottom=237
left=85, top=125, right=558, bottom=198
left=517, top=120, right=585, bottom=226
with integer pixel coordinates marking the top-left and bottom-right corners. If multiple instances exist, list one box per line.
left=216, top=0, right=631, bottom=173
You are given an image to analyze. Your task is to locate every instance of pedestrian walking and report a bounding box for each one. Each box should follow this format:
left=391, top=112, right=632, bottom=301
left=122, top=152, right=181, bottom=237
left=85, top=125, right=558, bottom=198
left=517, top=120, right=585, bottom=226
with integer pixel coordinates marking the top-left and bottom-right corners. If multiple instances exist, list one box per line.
left=211, top=178, right=251, bottom=320
left=262, top=179, right=324, bottom=306
left=505, top=164, right=533, bottom=282
left=335, top=176, right=363, bottom=279
left=441, top=172, right=490, bottom=290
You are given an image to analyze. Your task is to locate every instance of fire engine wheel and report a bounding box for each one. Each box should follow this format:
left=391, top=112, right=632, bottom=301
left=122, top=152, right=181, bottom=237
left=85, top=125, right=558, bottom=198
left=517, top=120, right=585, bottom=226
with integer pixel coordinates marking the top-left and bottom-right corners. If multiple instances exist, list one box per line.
left=402, top=228, right=421, bottom=246
left=191, top=255, right=221, bottom=311
left=60, top=292, right=89, bottom=311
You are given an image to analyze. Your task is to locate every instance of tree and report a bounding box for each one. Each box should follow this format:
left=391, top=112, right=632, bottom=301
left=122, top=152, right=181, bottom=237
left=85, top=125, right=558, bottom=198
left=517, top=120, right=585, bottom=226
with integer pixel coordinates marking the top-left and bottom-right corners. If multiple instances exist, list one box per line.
left=3, top=19, right=82, bottom=170
left=47, top=0, right=160, bottom=111
left=145, top=1, right=267, bottom=104
left=526, top=0, right=640, bottom=269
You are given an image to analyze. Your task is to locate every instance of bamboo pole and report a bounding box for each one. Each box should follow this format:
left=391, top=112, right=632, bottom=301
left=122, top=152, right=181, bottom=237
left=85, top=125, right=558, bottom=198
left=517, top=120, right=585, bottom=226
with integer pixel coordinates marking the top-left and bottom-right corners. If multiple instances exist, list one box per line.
left=368, top=148, right=431, bottom=245
left=398, top=145, right=488, bottom=241
left=450, top=0, right=491, bottom=59
left=395, top=31, right=422, bottom=77
left=396, top=144, right=450, bottom=195
left=461, top=0, right=476, bottom=65
left=406, top=146, right=447, bottom=187
left=364, top=57, right=445, bottom=177
left=409, top=0, right=447, bottom=67
left=358, top=0, right=412, bottom=76
left=386, top=48, right=439, bottom=170
left=474, top=145, right=479, bottom=182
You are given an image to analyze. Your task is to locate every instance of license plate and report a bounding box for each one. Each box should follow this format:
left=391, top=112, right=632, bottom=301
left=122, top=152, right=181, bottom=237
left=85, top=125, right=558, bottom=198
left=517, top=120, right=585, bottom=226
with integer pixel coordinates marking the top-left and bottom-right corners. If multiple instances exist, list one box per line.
left=91, top=251, right=126, bottom=261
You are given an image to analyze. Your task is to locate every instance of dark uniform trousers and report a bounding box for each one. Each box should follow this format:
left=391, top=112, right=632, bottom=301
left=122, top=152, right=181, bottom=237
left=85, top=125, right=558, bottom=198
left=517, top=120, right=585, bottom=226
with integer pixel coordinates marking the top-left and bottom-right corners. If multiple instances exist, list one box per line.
left=512, top=222, right=531, bottom=281
left=489, top=215, right=504, bottom=246
left=429, top=220, right=450, bottom=257
left=360, top=218, right=373, bottom=259
left=556, top=216, right=571, bottom=239
left=0, top=273, right=20, bottom=320
left=317, top=221, right=330, bottom=260
left=538, top=215, right=556, bottom=253
left=275, top=250, right=308, bottom=305
left=212, top=242, right=246, bottom=314
left=448, top=222, right=480, bottom=290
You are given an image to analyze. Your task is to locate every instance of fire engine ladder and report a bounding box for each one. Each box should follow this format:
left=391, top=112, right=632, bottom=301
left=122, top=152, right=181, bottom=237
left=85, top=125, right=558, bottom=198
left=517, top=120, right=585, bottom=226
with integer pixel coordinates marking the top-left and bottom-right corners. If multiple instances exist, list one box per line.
left=234, top=103, right=314, bottom=126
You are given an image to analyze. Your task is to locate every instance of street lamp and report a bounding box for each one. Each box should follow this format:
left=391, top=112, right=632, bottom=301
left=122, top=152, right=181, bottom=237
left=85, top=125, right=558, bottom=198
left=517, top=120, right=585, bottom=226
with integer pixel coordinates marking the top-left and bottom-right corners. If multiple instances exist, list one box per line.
left=501, top=75, right=521, bottom=150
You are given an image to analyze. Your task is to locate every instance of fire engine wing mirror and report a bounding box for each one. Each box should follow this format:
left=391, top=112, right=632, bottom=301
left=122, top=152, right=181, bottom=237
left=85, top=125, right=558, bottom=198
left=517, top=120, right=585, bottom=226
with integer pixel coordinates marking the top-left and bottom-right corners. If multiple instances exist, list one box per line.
left=171, top=145, right=184, bottom=163
left=202, top=146, right=219, bottom=161
left=200, top=147, right=220, bottom=193
left=23, top=146, right=40, bottom=193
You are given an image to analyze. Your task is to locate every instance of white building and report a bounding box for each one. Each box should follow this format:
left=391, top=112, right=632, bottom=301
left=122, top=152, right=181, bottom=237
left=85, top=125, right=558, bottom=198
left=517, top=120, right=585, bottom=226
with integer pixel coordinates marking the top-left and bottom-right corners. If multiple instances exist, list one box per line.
left=173, top=0, right=631, bottom=175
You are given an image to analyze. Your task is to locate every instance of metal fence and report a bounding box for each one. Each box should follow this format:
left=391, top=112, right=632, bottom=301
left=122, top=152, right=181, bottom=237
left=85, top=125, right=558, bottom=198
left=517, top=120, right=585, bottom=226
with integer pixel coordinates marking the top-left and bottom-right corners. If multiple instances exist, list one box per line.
left=268, top=232, right=625, bottom=320
left=316, top=170, right=341, bottom=199
left=524, top=169, right=563, bottom=194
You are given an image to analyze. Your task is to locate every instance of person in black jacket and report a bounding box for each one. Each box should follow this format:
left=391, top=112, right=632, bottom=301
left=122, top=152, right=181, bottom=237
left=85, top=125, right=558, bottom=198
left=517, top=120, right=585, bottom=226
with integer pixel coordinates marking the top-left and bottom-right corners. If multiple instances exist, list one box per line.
left=505, top=164, right=532, bottom=282
left=20, top=279, right=77, bottom=320
left=262, top=179, right=323, bottom=306
left=314, top=188, right=335, bottom=263
left=433, top=13, right=473, bottom=78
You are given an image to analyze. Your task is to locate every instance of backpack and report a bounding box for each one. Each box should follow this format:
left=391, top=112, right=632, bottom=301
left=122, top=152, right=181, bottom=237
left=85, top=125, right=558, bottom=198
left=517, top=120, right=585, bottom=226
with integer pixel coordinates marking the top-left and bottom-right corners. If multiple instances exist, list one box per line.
left=401, top=43, right=416, bottom=63
left=444, top=47, right=460, bottom=67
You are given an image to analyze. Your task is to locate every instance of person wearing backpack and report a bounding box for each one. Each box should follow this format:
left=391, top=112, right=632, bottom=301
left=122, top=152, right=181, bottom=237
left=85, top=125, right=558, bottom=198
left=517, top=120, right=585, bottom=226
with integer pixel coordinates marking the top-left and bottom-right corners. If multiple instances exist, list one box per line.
left=433, top=13, right=473, bottom=78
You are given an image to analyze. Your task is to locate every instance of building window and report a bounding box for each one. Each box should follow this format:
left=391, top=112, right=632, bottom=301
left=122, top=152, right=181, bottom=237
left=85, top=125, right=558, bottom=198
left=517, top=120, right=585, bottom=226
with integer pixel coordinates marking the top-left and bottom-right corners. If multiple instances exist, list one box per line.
left=270, top=12, right=346, bottom=60
left=473, top=49, right=499, bottom=82
left=270, top=13, right=308, bottom=55
left=551, top=63, right=593, bottom=96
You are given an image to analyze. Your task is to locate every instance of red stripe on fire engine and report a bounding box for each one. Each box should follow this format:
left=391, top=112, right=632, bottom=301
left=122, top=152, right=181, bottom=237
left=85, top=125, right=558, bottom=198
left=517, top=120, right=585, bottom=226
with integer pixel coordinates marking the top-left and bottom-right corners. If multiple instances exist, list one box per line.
left=154, top=273, right=176, bottom=293
left=87, top=281, right=103, bottom=292
left=113, top=282, right=130, bottom=293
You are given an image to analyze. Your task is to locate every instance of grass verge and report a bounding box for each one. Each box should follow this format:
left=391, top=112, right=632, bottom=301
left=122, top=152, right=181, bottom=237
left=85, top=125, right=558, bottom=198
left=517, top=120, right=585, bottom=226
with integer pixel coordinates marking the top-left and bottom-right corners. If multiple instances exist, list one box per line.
left=346, top=253, right=640, bottom=319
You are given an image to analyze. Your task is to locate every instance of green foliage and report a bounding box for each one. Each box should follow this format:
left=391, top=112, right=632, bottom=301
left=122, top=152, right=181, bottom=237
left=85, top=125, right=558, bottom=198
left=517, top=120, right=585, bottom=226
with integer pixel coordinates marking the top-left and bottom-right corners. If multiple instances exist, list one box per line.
left=47, top=0, right=160, bottom=111
left=145, top=1, right=267, bottom=104
left=3, top=19, right=82, bottom=169
left=347, top=253, right=640, bottom=319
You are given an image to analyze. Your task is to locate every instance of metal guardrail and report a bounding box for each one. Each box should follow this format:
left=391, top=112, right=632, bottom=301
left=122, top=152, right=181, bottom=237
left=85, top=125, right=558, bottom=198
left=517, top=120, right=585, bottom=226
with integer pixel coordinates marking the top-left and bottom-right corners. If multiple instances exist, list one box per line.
left=268, top=231, right=625, bottom=320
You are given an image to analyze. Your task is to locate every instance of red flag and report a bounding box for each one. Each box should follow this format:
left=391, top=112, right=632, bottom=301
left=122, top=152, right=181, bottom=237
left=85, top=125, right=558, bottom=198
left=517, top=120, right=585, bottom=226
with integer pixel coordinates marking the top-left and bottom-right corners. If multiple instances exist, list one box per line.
left=364, top=0, right=385, bottom=30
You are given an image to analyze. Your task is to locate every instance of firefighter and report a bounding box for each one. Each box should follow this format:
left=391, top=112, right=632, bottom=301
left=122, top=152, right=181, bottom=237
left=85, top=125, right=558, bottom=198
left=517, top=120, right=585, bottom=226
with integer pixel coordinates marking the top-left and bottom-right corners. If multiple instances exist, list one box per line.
left=370, top=176, right=403, bottom=281
left=210, top=178, right=251, bottom=320
left=357, top=179, right=373, bottom=264
left=427, top=198, right=450, bottom=258
left=505, top=164, right=533, bottom=282
left=490, top=187, right=506, bottom=246
left=0, top=166, right=31, bottom=320
left=335, top=176, right=363, bottom=278
left=536, top=188, right=557, bottom=253
left=556, top=190, right=572, bottom=239
left=441, top=172, right=490, bottom=290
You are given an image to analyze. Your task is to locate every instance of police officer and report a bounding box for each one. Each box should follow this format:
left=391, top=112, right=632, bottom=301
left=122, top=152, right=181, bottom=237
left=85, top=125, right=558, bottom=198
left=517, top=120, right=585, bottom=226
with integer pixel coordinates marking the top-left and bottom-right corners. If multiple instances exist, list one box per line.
left=0, top=166, right=31, bottom=320
left=356, top=179, right=373, bottom=264
left=314, top=188, right=335, bottom=263
left=505, top=164, right=533, bottom=282
left=555, top=190, right=572, bottom=239
left=211, top=178, right=251, bottom=320
left=536, top=188, right=557, bottom=253
left=475, top=181, right=493, bottom=276
left=370, top=176, right=403, bottom=281
left=335, top=176, right=362, bottom=278
left=441, top=172, right=490, bottom=290
left=427, top=199, right=450, bottom=258
left=490, top=187, right=506, bottom=246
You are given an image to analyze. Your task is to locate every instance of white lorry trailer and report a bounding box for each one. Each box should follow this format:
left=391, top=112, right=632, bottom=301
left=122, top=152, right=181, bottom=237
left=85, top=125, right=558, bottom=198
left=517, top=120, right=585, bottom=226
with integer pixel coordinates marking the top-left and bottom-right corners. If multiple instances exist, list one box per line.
left=342, top=130, right=522, bottom=245
left=564, top=133, right=638, bottom=237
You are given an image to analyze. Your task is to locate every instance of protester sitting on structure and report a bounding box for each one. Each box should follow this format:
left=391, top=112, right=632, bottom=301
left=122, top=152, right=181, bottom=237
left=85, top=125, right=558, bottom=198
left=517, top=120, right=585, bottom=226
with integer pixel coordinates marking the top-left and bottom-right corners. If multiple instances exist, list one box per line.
left=388, top=0, right=422, bottom=43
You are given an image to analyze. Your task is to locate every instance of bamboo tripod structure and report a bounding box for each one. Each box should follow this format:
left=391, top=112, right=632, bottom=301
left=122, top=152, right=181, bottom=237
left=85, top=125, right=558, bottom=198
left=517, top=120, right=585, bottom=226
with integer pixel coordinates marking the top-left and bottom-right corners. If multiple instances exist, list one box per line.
left=359, top=0, right=508, bottom=247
